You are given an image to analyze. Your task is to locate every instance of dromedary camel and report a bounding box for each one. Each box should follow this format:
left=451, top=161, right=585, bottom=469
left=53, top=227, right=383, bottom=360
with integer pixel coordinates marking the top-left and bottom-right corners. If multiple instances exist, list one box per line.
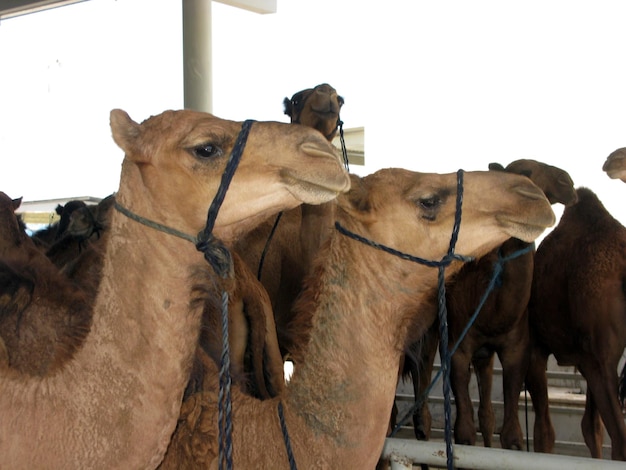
left=526, top=186, right=626, bottom=461
left=283, top=82, right=344, bottom=141
left=235, top=82, right=346, bottom=359
left=603, top=147, right=626, bottom=182
left=0, top=108, right=350, bottom=469
left=396, top=159, right=576, bottom=451
left=0, top=191, right=93, bottom=374
left=160, top=167, right=555, bottom=469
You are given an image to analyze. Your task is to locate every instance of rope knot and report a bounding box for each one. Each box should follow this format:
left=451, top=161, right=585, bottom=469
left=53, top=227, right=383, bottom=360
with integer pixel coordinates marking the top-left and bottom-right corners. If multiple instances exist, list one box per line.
left=196, top=233, right=233, bottom=279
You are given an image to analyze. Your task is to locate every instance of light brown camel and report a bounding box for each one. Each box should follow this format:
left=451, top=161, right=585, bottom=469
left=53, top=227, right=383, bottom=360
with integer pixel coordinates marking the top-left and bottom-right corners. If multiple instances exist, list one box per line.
left=160, top=167, right=555, bottom=469
left=526, top=186, right=626, bottom=460
left=235, top=82, right=346, bottom=359
left=0, top=108, right=350, bottom=469
left=603, top=147, right=626, bottom=182
left=392, top=160, right=576, bottom=451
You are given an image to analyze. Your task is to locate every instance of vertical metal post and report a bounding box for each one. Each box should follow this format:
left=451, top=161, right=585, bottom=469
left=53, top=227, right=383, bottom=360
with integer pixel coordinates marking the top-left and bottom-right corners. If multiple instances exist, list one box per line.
left=182, top=0, right=212, bottom=112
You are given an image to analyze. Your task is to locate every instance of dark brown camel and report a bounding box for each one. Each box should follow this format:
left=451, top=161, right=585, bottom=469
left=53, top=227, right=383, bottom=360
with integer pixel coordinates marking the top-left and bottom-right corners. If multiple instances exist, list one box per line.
left=400, top=159, right=577, bottom=453
left=160, top=168, right=555, bottom=469
left=603, top=147, right=626, bottom=183
left=526, top=186, right=626, bottom=460
left=29, top=199, right=88, bottom=248
left=235, top=83, right=346, bottom=360
left=0, top=191, right=93, bottom=375
left=283, top=83, right=344, bottom=141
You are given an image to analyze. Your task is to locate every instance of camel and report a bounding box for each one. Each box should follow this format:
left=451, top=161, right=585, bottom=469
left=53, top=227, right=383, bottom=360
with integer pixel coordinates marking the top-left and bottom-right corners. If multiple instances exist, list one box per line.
left=603, top=147, right=626, bottom=182
left=283, top=82, right=344, bottom=141
left=29, top=199, right=88, bottom=248
left=526, top=186, right=626, bottom=461
left=0, top=191, right=93, bottom=374
left=235, top=82, right=346, bottom=359
left=159, top=167, right=556, bottom=469
left=45, top=194, right=115, bottom=270
left=396, top=160, right=576, bottom=452
left=0, top=108, right=350, bottom=469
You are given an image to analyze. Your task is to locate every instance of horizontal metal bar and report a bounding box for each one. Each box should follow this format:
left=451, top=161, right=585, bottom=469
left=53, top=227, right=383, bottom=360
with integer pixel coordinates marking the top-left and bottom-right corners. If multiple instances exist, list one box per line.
left=382, top=438, right=625, bottom=470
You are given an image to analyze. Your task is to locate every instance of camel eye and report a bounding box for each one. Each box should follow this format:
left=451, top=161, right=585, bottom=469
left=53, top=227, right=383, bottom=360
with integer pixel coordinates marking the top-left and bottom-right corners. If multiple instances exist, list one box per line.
left=419, top=196, right=440, bottom=210
left=192, top=143, right=222, bottom=160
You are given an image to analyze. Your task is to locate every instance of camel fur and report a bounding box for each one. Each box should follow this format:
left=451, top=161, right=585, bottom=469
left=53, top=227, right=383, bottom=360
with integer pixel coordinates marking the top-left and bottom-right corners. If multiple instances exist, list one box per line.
left=0, top=108, right=350, bottom=469
left=603, top=147, right=626, bottom=183
left=160, top=167, right=555, bottom=469
left=527, top=186, right=626, bottom=460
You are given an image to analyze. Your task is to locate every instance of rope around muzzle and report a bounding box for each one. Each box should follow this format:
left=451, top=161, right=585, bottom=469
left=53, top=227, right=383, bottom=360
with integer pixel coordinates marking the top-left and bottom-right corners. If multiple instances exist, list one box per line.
left=336, top=169, right=470, bottom=470
left=114, top=119, right=255, bottom=470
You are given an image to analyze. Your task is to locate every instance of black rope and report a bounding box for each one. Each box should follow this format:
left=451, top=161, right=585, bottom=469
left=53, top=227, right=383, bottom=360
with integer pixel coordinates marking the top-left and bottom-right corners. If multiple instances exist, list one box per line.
left=337, top=119, right=349, bottom=171
left=278, top=401, right=298, bottom=470
left=196, top=119, right=255, bottom=279
left=217, top=290, right=233, bottom=468
left=391, top=242, right=536, bottom=448
left=196, top=119, right=253, bottom=470
left=257, top=211, right=283, bottom=281
left=114, top=119, right=257, bottom=470
left=337, top=169, right=467, bottom=470
left=113, top=202, right=198, bottom=243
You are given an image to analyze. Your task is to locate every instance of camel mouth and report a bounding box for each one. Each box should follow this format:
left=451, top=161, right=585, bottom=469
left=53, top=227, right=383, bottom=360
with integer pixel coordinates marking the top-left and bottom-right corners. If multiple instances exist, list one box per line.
left=277, top=142, right=350, bottom=203
left=496, top=213, right=555, bottom=243
left=311, top=107, right=340, bottom=118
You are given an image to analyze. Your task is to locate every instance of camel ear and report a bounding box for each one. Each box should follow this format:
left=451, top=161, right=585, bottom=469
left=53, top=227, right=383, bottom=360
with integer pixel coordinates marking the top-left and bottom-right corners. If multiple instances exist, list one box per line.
left=337, top=174, right=376, bottom=223
left=110, top=109, right=146, bottom=161
left=283, top=97, right=293, bottom=118
left=488, top=162, right=505, bottom=171
left=11, top=197, right=22, bottom=212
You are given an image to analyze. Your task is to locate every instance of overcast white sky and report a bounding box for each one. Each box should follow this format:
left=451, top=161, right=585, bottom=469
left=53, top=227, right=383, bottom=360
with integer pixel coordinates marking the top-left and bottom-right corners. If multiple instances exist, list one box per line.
left=1, top=0, right=626, bottom=233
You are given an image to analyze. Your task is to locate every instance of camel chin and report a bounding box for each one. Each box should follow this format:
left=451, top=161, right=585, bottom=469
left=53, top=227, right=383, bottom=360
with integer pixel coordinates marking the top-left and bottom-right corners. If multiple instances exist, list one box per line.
left=497, top=218, right=553, bottom=243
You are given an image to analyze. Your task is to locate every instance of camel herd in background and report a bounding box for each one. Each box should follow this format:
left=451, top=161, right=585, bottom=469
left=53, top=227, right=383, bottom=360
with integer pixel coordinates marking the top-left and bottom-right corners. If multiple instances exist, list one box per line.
left=0, top=83, right=625, bottom=468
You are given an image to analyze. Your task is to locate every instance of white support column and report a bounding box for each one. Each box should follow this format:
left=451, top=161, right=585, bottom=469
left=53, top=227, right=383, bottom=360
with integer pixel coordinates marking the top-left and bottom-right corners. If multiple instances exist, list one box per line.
left=182, top=0, right=213, bottom=112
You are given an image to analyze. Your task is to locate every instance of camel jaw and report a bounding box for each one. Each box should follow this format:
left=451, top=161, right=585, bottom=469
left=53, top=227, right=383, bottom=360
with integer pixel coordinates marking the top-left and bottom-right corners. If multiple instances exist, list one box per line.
left=496, top=215, right=555, bottom=243
left=280, top=143, right=351, bottom=204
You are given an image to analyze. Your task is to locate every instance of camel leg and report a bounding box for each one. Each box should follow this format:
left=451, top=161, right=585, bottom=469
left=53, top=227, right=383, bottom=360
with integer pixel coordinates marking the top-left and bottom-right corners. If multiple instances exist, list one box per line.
left=412, top=328, right=438, bottom=441
left=497, top=341, right=528, bottom=450
left=451, top=350, right=477, bottom=446
left=473, top=354, right=495, bottom=447
left=578, top=358, right=626, bottom=460
left=581, top=388, right=604, bottom=458
left=525, top=348, right=555, bottom=453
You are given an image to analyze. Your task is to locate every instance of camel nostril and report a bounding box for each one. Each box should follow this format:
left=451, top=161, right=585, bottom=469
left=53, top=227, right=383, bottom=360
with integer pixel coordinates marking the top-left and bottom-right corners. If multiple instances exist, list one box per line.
left=514, top=184, right=545, bottom=201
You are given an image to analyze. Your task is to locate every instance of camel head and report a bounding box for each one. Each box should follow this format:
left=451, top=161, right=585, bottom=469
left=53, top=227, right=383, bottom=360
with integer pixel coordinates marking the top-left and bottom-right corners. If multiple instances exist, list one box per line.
left=489, top=159, right=577, bottom=206
left=602, top=147, right=626, bottom=183
left=337, top=168, right=555, bottom=269
left=283, top=83, right=344, bottom=140
left=0, top=192, right=29, bottom=253
left=110, top=109, right=350, bottom=242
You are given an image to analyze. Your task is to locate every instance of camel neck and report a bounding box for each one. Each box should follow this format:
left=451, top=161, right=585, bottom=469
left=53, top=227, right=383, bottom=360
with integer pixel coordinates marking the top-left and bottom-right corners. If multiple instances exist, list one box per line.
left=285, top=219, right=438, bottom=466
left=0, top=198, right=207, bottom=469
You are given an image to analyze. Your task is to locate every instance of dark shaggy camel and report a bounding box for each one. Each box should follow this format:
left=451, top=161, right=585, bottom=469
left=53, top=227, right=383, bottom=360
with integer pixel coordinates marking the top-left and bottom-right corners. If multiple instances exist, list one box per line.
left=160, top=167, right=555, bottom=469
left=526, top=186, right=626, bottom=460
left=401, top=159, right=577, bottom=453
left=0, top=191, right=93, bottom=375
left=0, top=108, right=350, bottom=468
left=29, top=199, right=88, bottom=248
left=603, top=147, right=626, bottom=183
